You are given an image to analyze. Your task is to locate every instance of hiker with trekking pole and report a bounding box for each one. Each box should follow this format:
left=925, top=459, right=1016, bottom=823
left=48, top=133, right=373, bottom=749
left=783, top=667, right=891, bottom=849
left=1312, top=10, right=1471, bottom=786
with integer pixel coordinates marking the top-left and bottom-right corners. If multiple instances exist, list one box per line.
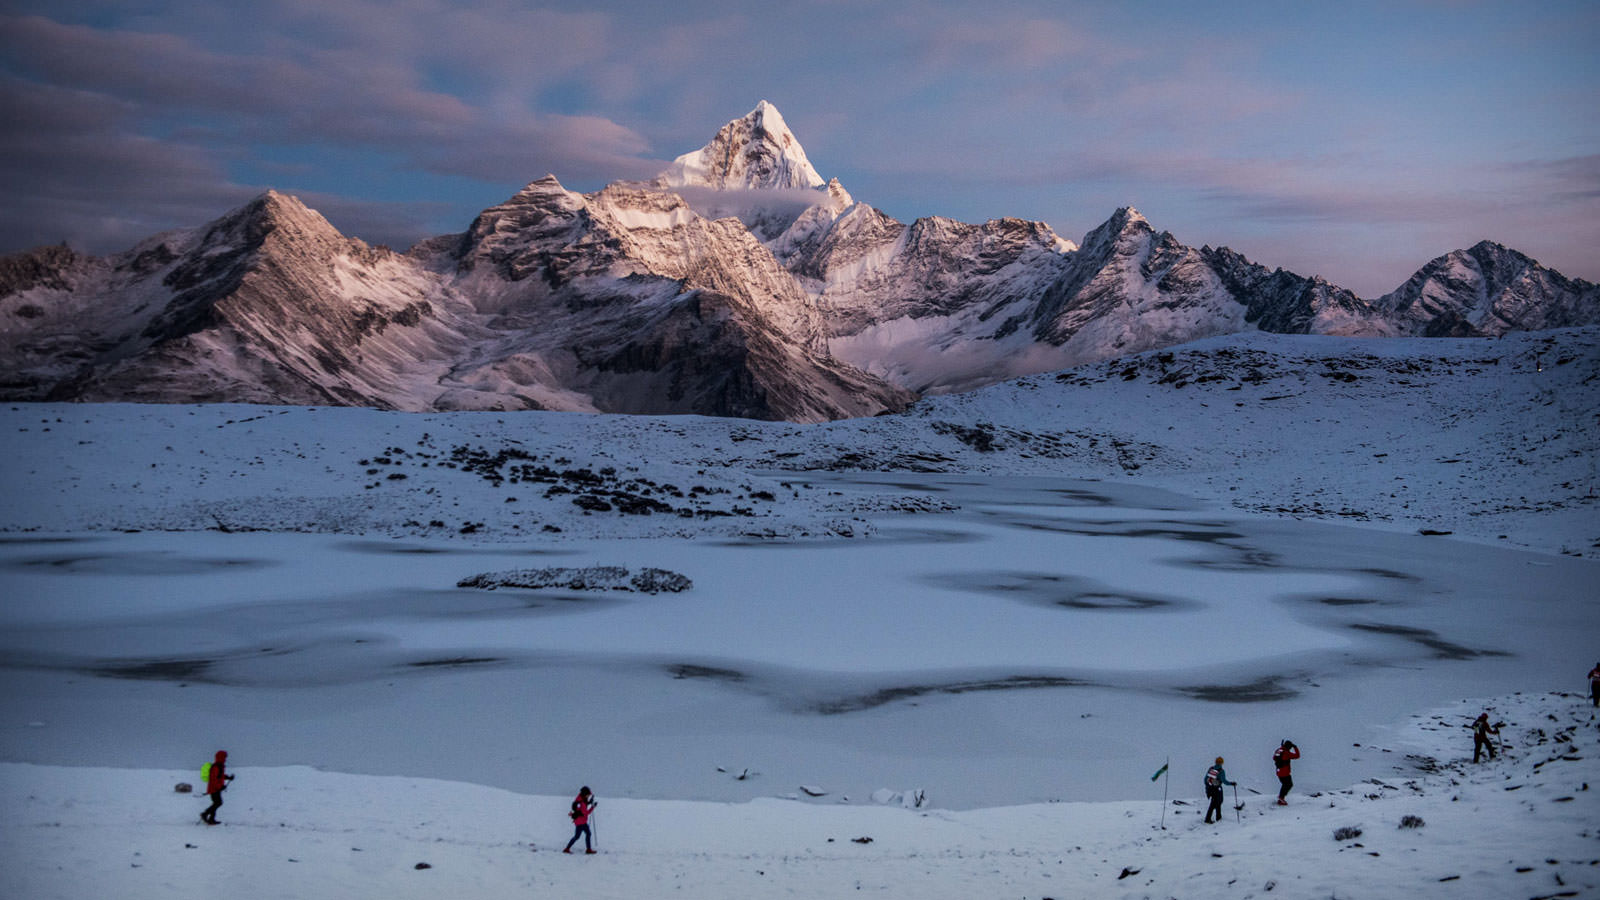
left=1471, top=712, right=1502, bottom=763
left=1203, top=757, right=1236, bottom=824
left=199, top=750, right=234, bottom=826
left=564, top=786, right=598, bottom=854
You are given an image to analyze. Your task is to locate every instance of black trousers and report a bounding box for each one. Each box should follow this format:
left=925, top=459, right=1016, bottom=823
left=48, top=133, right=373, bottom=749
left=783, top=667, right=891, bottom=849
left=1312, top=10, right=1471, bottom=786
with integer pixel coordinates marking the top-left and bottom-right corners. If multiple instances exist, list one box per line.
left=1205, top=787, right=1224, bottom=822
left=203, top=790, right=223, bottom=823
left=565, top=823, right=591, bottom=852
left=1277, top=773, right=1293, bottom=800
left=1474, top=736, right=1496, bottom=762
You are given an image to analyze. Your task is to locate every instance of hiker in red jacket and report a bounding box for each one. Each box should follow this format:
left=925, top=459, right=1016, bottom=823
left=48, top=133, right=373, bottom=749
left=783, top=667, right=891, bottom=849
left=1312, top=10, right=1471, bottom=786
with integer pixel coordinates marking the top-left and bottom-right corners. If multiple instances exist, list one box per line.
left=1588, top=662, right=1600, bottom=708
left=200, top=750, right=234, bottom=825
left=563, top=786, right=597, bottom=854
left=1273, top=740, right=1299, bottom=805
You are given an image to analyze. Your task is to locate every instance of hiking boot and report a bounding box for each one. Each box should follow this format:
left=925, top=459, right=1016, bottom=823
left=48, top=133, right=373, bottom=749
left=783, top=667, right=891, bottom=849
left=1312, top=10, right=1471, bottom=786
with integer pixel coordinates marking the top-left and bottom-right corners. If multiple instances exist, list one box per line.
left=1276, top=798, right=1287, bottom=806
left=585, top=849, right=597, bottom=854
left=562, top=848, right=572, bottom=854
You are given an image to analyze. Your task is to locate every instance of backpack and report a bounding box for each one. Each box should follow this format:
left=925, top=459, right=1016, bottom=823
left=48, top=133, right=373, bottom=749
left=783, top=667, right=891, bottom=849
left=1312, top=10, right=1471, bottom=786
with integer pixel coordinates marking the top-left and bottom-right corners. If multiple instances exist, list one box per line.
left=1205, top=767, right=1220, bottom=789
left=201, top=762, right=212, bottom=783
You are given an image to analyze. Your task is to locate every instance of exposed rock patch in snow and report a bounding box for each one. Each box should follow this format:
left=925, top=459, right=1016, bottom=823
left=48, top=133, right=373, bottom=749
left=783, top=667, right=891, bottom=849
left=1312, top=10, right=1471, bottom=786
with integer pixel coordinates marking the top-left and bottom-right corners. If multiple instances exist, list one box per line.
left=458, top=566, right=692, bottom=593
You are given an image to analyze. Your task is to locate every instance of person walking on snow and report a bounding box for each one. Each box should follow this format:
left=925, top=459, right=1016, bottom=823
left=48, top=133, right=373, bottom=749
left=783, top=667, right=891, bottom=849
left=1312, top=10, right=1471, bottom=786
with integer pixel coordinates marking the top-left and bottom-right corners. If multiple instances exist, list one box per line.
left=1273, top=740, right=1299, bottom=805
left=200, top=750, right=234, bottom=825
left=1472, top=713, right=1501, bottom=763
left=563, top=786, right=597, bottom=854
left=1588, top=662, right=1600, bottom=708
left=1203, top=757, right=1236, bottom=824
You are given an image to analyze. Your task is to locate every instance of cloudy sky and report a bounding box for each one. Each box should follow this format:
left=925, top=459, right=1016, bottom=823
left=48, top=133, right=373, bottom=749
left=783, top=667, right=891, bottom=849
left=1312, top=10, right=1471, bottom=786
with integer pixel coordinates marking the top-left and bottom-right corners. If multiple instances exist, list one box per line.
left=1, top=0, right=1594, bottom=297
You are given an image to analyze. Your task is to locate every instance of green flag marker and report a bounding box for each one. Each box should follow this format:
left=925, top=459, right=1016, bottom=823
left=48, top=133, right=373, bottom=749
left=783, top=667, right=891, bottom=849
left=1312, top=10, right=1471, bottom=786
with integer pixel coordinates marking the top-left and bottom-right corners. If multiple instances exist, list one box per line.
left=1151, top=763, right=1168, bottom=781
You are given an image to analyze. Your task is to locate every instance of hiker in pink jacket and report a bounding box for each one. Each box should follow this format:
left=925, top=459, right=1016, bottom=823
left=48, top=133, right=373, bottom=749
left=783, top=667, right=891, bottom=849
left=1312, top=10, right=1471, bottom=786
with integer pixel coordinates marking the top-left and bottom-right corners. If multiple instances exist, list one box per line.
left=563, top=786, right=597, bottom=854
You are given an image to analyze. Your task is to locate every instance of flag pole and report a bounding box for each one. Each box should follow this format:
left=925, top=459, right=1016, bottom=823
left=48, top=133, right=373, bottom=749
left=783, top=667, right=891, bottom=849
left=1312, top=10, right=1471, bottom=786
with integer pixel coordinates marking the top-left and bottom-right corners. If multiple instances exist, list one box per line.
left=1160, top=755, right=1169, bottom=829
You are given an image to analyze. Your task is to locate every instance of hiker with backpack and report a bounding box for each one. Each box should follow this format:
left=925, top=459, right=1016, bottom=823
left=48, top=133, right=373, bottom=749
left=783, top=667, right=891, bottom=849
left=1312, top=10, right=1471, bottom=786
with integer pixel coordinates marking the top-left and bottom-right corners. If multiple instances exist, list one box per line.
left=1472, top=713, right=1501, bottom=762
left=1588, top=662, right=1600, bottom=708
left=1272, top=740, right=1299, bottom=805
left=563, top=786, right=597, bottom=854
left=200, top=750, right=234, bottom=825
left=1203, top=757, right=1236, bottom=824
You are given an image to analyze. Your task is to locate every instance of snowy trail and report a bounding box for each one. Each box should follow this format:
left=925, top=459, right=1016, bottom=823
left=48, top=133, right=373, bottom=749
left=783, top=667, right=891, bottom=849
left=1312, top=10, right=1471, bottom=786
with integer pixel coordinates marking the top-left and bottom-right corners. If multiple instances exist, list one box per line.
left=4, top=693, right=1596, bottom=900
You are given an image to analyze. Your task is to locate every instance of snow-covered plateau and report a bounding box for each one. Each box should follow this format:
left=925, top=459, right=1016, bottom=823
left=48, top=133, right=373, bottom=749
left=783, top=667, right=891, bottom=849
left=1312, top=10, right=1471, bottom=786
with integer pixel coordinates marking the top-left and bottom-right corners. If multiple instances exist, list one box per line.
left=1, top=326, right=1596, bottom=898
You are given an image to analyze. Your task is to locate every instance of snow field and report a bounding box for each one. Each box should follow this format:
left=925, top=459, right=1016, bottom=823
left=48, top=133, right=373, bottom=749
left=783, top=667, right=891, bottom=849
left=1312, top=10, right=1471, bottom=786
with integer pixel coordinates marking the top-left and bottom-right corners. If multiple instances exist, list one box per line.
left=1, top=327, right=1596, bottom=897
left=3, top=692, right=1595, bottom=900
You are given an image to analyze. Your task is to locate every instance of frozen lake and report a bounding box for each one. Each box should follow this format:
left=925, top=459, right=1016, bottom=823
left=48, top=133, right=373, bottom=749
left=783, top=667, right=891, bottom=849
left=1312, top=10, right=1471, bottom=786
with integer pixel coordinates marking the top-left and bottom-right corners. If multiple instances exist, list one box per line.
left=1, top=474, right=1594, bottom=809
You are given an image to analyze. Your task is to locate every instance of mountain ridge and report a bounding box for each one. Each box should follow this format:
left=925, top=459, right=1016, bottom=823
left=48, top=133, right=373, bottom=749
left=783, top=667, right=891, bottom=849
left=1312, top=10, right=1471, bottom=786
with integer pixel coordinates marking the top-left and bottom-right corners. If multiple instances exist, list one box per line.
left=2, top=103, right=1595, bottom=419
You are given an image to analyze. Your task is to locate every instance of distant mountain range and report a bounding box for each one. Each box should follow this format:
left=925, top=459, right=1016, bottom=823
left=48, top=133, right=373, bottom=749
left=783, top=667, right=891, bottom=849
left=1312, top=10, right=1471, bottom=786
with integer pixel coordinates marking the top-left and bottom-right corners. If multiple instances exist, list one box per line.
left=2, top=101, right=1595, bottom=421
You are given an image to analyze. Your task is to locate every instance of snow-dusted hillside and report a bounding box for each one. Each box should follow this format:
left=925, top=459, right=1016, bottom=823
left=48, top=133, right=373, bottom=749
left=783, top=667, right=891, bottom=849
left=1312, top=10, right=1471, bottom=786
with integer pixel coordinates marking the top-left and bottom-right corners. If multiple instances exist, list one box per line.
left=5, top=328, right=1593, bottom=557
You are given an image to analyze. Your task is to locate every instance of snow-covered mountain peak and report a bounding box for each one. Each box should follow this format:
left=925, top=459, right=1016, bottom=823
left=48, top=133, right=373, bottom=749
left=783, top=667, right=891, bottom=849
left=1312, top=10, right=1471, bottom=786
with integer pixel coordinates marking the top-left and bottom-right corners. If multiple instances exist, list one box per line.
left=1073, top=206, right=1157, bottom=262
left=1371, top=238, right=1599, bottom=336
left=749, top=99, right=788, bottom=136
left=513, top=174, right=568, bottom=196
left=219, top=190, right=337, bottom=239
left=1106, top=206, right=1150, bottom=232
left=824, top=177, right=853, bottom=209
left=659, top=101, right=826, bottom=192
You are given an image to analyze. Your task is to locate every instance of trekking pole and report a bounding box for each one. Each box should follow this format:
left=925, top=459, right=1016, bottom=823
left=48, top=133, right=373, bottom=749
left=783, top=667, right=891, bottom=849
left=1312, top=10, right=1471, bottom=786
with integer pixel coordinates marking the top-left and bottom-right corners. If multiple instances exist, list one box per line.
left=591, top=801, right=598, bottom=851
left=1232, top=783, right=1241, bottom=823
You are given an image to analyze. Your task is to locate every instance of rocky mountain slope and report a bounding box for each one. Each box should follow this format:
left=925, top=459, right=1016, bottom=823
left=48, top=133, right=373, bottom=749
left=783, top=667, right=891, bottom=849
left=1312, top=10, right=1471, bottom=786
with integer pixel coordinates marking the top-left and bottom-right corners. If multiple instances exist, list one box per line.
left=2, top=102, right=1595, bottom=419
left=414, top=176, right=912, bottom=420
left=0, top=192, right=481, bottom=407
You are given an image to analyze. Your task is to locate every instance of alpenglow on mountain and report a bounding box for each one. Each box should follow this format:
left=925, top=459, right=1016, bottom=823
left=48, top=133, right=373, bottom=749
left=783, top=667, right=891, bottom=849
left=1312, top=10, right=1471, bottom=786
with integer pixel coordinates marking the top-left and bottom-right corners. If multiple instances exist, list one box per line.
left=2, top=102, right=1596, bottom=421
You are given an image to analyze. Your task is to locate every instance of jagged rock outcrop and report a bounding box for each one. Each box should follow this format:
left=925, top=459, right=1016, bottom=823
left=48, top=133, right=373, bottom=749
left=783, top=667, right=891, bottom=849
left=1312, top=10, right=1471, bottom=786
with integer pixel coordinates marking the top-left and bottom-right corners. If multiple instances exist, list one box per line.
left=1203, top=245, right=1376, bottom=335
